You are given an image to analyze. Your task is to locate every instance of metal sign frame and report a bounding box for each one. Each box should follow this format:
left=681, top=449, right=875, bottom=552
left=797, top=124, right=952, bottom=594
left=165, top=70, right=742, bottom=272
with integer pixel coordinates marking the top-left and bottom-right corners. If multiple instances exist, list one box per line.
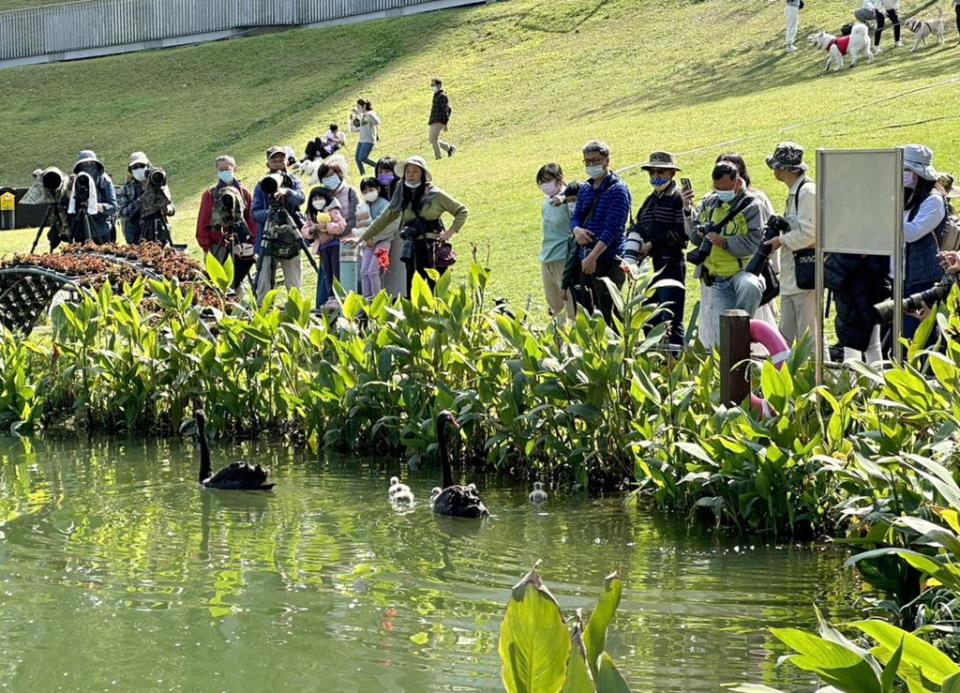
left=815, top=148, right=904, bottom=384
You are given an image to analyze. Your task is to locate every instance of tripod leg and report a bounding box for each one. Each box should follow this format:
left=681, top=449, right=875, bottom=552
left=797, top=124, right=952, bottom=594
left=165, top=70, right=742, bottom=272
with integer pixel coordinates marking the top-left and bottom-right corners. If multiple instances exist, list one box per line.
left=29, top=205, right=53, bottom=255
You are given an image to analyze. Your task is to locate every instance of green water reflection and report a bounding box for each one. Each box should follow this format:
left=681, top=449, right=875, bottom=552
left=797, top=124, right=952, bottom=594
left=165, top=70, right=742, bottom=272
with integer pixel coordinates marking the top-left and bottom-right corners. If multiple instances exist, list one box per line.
left=0, top=438, right=857, bottom=692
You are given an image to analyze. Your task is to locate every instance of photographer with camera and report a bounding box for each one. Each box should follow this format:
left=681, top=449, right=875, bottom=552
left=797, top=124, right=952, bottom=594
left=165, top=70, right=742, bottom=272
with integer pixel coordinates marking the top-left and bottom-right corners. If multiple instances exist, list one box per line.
left=764, top=142, right=818, bottom=346
left=252, top=146, right=307, bottom=303
left=683, top=160, right=765, bottom=349
left=196, top=155, right=258, bottom=291
left=623, top=151, right=687, bottom=349
left=67, top=150, right=118, bottom=245
left=353, top=155, right=467, bottom=297
left=899, top=144, right=948, bottom=340
left=118, top=151, right=176, bottom=246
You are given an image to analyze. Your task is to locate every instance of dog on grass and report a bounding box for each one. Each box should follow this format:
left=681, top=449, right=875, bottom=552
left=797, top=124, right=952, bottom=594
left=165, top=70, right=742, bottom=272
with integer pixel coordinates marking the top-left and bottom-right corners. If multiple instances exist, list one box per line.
left=807, top=22, right=873, bottom=71
left=906, top=8, right=945, bottom=51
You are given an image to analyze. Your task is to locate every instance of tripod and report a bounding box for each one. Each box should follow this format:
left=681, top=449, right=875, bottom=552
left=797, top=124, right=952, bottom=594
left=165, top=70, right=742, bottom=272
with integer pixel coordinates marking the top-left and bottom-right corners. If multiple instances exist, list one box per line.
left=29, top=201, right=69, bottom=254
left=69, top=211, right=95, bottom=245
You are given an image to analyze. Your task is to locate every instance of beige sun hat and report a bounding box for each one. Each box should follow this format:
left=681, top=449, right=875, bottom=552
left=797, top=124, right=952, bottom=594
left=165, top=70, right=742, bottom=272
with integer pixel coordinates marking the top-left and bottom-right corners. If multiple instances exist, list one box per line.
left=394, top=155, right=432, bottom=183
left=128, top=151, right=150, bottom=169
left=639, top=151, right=682, bottom=172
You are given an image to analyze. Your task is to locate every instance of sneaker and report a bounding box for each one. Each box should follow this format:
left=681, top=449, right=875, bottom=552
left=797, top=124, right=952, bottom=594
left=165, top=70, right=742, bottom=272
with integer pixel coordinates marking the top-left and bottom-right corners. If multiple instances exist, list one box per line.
left=895, top=40, right=903, bottom=48
left=786, top=44, right=797, bottom=53
left=874, top=44, right=882, bottom=53
left=448, top=145, right=457, bottom=158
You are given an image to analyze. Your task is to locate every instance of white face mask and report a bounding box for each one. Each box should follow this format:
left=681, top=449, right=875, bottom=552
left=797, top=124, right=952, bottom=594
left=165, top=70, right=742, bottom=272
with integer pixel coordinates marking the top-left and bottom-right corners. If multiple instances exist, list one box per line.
left=903, top=170, right=918, bottom=189
left=312, top=199, right=327, bottom=211
left=363, top=191, right=379, bottom=203
left=132, top=168, right=147, bottom=182
left=404, top=180, right=422, bottom=189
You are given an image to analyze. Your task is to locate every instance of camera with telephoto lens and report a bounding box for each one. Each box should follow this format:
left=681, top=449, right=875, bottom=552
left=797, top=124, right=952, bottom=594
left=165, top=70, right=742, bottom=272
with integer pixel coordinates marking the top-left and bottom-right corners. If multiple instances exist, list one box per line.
left=148, top=167, right=167, bottom=187
left=686, top=223, right=718, bottom=266
left=399, top=223, right=424, bottom=264
left=623, top=226, right=644, bottom=265
left=73, top=174, right=91, bottom=210
left=872, top=273, right=958, bottom=325
left=42, top=169, right=64, bottom=193
left=745, top=215, right=790, bottom=275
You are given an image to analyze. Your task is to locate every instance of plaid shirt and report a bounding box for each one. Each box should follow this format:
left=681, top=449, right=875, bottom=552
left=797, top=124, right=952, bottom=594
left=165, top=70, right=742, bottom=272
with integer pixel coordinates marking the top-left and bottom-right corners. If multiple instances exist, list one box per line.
left=428, top=90, right=450, bottom=125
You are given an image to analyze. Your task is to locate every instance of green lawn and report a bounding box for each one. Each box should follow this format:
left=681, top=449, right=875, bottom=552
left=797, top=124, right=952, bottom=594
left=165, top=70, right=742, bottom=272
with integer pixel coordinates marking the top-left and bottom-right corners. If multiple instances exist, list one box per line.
left=1, top=0, right=958, bottom=318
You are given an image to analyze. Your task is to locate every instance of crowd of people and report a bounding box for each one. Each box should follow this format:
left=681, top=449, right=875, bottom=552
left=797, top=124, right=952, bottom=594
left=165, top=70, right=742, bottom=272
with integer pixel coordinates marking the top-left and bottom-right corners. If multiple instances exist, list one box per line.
left=535, top=139, right=959, bottom=363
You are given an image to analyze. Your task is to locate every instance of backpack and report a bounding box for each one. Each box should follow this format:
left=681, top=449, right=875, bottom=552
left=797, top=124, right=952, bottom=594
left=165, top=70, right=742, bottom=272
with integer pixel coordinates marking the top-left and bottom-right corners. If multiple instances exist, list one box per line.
left=937, top=198, right=960, bottom=252
left=262, top=207, right=302, bottom=260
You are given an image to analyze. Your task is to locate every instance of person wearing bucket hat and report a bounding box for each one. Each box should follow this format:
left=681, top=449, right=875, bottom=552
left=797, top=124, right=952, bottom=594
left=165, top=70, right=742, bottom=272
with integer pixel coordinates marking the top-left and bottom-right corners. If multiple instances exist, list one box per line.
left=764, top=142, right=820, bottom=348
left=67, top=149, right=117, bottom=244
left=117, top=151, right=161, bottom=244
left=354, top=154, right=467, bottom=296
left=624, top=151, right=687, bottom=349
left=900, top=143, right=948, bottom=340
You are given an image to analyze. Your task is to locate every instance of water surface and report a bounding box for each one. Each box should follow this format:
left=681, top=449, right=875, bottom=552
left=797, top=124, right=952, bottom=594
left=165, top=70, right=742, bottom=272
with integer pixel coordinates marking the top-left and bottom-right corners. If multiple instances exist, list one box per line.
left=0, top=438, right=856, bottom=691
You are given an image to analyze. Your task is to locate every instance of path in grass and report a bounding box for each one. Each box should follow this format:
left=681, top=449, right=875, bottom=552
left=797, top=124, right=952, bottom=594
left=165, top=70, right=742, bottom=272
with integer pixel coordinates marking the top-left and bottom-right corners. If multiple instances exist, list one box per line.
left=0, top=0, right=957, bottom=318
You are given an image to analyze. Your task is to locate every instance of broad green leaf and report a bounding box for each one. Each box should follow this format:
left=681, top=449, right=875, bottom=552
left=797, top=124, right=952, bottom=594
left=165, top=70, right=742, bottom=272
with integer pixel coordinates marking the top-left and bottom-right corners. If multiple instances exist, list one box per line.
left=204, top=251, right=230, bottom=292
left=499, top=568, right=570, bottom=693
left=880, top=637, right=904, bottom=693
left=595, top=652, right=630, bottom=693
left=584, top=572, right=623, bottom=676
left=854, top=620, right=960, bottom=685
left=943, top=672, right=960, bottom=693
left=770, top=627, right=882, bottom=693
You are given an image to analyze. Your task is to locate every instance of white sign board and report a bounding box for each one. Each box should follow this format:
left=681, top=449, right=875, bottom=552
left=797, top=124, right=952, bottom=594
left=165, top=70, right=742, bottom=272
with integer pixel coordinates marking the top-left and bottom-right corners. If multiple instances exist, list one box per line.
left=815, top=148, right=904, bottom=382
left=818, top=149, right=902, bottom=254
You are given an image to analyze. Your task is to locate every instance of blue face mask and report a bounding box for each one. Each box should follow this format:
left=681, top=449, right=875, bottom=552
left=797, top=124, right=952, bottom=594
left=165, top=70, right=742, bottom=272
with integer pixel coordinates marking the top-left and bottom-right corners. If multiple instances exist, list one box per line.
left=650, top=177, right=670, bottom=189
left=715, top=189, right=737, bottom=203
left=586, top=165, right=605, bottom=180
left=218, top=170, right=235, bottom=185
left=322, top=175, right=341, bottom=191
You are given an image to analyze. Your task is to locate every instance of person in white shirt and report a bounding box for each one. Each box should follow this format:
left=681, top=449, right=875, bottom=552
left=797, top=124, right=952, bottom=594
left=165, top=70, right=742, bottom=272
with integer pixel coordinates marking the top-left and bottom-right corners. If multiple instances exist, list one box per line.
left=785, top=0, right=803, bottom=52
left=764, top=143, right=819, bottom=347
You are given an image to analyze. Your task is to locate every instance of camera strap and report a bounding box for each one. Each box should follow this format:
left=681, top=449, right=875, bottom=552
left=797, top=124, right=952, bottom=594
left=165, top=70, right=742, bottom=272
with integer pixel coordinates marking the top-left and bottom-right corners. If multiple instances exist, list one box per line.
left=708, top=193, right=753, bottom=236
left=581, top=174, right=618, bottom=229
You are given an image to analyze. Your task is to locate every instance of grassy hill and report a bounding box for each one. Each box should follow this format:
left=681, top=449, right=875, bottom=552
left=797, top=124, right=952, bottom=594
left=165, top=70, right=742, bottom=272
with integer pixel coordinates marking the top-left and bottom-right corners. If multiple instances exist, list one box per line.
left=0, top=0, right=958, bottom=317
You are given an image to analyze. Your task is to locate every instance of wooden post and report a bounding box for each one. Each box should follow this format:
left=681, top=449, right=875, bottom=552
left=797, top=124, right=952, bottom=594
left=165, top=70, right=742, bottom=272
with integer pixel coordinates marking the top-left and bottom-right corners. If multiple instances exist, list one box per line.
left=719, top=310, right=751, bottom=407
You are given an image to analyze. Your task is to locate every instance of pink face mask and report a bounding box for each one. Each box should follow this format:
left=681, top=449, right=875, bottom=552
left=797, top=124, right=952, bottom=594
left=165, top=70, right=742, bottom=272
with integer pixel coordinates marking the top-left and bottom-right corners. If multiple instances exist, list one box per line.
left=540, top=181, right=561, bottom=197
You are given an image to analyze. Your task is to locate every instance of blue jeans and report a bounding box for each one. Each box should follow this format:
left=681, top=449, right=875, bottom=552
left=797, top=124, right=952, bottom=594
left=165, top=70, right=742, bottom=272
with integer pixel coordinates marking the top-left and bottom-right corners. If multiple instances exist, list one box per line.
left=699, top=271, right=764, bottom=349
left=355, top=142, right=376, bottom=175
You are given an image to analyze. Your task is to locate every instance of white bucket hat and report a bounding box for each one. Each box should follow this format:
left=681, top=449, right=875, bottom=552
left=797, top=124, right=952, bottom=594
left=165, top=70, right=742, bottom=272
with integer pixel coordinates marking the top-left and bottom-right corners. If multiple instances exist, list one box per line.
left=903, top=144, right=938, bottom=182
left=394, top=155, right=432, bottom=183
left=73, top=149, right=103, bottom=174
left=128, top=151, right=150, bottom=169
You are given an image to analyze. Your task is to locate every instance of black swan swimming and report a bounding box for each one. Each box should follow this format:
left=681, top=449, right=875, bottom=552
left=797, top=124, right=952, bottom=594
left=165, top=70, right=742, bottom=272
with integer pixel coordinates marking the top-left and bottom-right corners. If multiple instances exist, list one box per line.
left=432, top=411, right=488, bottom=518
left=180, top=409, right=275, bottom=491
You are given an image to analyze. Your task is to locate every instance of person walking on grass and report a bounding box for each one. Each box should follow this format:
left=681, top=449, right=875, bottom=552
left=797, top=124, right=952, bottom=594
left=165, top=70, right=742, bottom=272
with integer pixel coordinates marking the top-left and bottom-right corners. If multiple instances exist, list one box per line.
left=785, top=0, right=802, bottom=53
left=355, top=100, right=381, bottom=176
left=428, top=78, right=457, bottom=160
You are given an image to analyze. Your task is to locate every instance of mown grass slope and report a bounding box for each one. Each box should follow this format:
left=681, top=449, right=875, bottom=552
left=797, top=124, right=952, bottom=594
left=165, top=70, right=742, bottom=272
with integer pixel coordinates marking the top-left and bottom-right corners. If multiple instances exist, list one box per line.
left=0, top=0, right=958, bottom=315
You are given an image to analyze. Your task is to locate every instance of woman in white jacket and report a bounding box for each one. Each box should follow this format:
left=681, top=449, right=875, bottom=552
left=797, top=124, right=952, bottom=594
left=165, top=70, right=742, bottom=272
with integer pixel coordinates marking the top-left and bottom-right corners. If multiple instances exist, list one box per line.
left=869, top=0, right=903, bottom=50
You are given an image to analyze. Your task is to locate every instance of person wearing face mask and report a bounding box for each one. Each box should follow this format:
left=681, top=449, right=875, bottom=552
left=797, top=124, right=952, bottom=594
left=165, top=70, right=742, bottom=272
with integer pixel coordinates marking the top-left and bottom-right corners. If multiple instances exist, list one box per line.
left=196, top=155, right=258, bottom=291
left=116, top=151, right=153, bottom=244
left=312, top=156, right=359, bottom=308
left=428, top=78, right=457, bottom=160
left=356, top=177, right=392, bottom=300
left=898, top=144, right=947, bottom=340
left=252, top=146, right=307, bottom=303
left=302, top=187, right=346, bottom=308
left=372, top=157, right=407, bottom=298
left=763, top=143, right=821, bottom=349
left=682, top=160, right=765, bottom=349
left=353, top=155, right=468, bottom=296
left=536, top=163, right=576, bottom=320
left=67, top=150, right=118, bottom=244
left=569, top=140, right=632, bottom=327
left=628, top=151, right=688, bottom=350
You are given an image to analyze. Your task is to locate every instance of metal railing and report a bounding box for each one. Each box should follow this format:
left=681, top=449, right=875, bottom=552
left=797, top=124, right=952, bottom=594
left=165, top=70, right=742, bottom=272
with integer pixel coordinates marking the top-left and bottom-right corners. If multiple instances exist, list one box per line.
left=0, top=0, right=456, bottom=61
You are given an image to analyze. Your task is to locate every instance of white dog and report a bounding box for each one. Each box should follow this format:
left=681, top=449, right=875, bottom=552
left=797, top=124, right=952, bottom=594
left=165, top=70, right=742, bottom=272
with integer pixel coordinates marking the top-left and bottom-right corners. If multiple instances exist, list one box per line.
left=807, top=23, right=874, bottom=71
left=906, top=8, right=945, bottom=51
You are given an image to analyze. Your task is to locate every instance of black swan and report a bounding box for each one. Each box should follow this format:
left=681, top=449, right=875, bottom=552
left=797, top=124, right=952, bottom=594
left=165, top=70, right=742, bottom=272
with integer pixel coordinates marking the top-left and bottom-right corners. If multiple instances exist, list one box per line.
left=432, top=411, right=488, bottom=518
left=180, top=409, right=275, bottom=491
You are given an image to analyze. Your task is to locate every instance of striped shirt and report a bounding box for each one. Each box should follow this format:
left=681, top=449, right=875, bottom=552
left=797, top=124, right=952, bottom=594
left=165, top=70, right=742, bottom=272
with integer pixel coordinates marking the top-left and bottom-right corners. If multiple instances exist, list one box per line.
left=570, top=173, right=632, bottom=261
left=635, top=182, right=687, bottom=257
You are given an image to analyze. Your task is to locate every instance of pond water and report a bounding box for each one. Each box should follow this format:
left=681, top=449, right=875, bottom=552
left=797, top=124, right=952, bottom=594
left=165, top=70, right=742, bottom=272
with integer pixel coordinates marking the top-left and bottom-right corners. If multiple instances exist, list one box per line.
left=0, top=438, right=858, bottom=692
